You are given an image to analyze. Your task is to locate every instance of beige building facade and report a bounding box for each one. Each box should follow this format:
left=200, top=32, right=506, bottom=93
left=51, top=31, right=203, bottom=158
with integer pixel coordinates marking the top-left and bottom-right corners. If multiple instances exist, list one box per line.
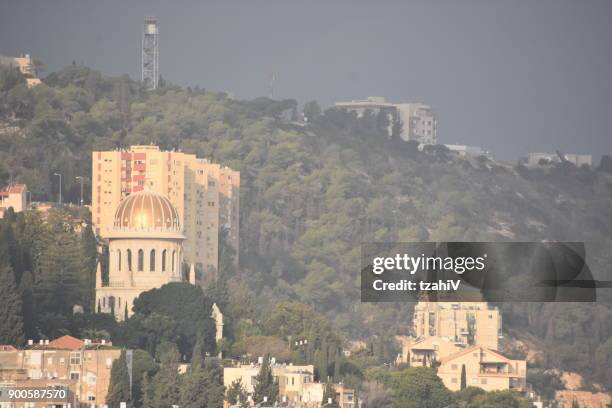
left=0, top=54, right=41, bottom=87
left=437, top=346, right=527, bottom=392
left=224, top=362, right=355, bottom=408
left=413, top=301, right=501, bottom=350
left=0, top=336, right=121, bottom=407
left=0, top=184, right=27, bottom=219
left=92, top=145, right=240, bottom=279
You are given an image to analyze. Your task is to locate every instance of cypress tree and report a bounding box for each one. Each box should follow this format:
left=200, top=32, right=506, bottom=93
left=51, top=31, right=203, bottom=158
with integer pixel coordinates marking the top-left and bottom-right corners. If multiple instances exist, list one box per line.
left=80, top=223, right=98, bottom=310
left=140, top=373, right=153, bottom=408
left=322, top=381, right=339, bottom=407
left=226, top=378, right=247, bottom=405
left=460, top=364, right=467, bottom=390
left=106, top=350, right=131, bottom=407
left=191, top=329, right=206, bottom=368
left=179, top=364, right=209, bottom=408
left=18, top=269, right=36, bottom=340
left=333, top=349, right=341, bottom=380
left=253, top=355, right=279, bottom=405
left=0, top=264, right=25, bottom=346
left=152, top=346, right=181, bottom=408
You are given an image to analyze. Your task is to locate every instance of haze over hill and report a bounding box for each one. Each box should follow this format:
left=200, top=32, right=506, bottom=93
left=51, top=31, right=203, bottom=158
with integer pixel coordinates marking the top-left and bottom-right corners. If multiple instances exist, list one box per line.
left=1, top=0, right=612, bottom=159
left=0, top=65, right=611, bottom=392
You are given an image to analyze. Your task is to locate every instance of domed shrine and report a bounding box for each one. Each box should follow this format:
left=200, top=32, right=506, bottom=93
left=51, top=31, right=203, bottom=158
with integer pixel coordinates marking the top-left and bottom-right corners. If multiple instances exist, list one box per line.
left=95, top=190, right=187, bottom=321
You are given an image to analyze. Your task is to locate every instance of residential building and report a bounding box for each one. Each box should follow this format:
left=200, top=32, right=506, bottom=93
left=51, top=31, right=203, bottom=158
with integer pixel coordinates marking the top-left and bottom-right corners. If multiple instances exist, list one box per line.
left=526, top=152, right=592, bottom=167
left=0, top=335, right=122, bottom=407
left=437, top=345, right=527, bottom=392
left=335, top=97, right=437, bottom=144
left=444, top=144, right=491, bottom=159
left=397, top=335, right=462, bottom=367
left=0, top=54, right=41, bottom=87
left=91, top=145, right=240, bottom=279
left=0, top=184, right=27, bottom=219
left=412, top=302, right=502, bottom=350
left=223, top=362, right=355, bottom=408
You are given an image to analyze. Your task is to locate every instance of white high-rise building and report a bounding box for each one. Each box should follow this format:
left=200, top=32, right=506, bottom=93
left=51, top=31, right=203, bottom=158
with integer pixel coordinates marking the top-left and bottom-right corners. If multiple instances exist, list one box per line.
left=335, top=96, right=438, bottom=144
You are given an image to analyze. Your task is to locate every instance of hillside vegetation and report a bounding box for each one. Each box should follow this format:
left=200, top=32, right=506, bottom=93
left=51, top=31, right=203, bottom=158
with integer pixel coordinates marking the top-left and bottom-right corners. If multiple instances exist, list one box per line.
left=0, top=64, right=611, bottom=391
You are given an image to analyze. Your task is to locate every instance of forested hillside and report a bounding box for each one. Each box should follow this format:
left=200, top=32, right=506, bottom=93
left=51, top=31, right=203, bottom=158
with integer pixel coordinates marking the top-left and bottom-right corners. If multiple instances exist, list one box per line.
left=0, top=64, right=611, bottom=391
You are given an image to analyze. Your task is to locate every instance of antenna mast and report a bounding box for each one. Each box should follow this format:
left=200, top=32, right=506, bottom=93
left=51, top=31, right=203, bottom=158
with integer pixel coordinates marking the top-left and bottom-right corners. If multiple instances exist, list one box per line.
left=142, top=16, right=159, bottom=90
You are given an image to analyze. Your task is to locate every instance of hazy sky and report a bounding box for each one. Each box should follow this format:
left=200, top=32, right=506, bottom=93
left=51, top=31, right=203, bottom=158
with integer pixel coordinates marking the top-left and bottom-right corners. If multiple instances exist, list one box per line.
left=1, top=0, right=611, bottom=160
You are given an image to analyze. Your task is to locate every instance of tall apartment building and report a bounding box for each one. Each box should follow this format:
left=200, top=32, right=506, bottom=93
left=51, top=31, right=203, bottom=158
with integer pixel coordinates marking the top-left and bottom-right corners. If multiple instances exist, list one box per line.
left=92, top=146, right=240, bottom=278
left=0, top=335, right=122, bottom=407
left=335, top=96, right=438, bottom=144
left=412, top=302, right=501, bottom=350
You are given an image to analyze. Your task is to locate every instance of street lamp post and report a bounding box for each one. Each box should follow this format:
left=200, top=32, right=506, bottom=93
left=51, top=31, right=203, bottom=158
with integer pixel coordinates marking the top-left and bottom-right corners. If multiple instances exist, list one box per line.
left=75, top=176, right=85, bottom=206
left=53, top=172, right=62, bottom=205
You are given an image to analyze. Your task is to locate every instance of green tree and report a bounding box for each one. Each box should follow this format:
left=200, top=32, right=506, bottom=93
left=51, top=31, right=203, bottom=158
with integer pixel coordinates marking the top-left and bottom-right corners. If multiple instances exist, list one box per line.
left=80, top=223, right=98, bottom=311
left=132, top=282, right=216, bottom=358
left=252, top=355, right=279, bottom=405
left=322, top=381, right=339, bottom=407
left=370, top=367, right=453, bottom=408
left=106, top=350, right=131, bottom=407
left=303, top=101, right=321, bottom=122
left=131, top=349, right=157, bottom=406
left=469, top=390, right=532, bottom=408
left=460, top=364, right=467, bottom=390
left=36, top=209, right=85, bottom=315
left=151, top=345, right=181, bottom=408
left=0, top=264, right=25, bottom=346
left=226, top=379, right=247, bottom=406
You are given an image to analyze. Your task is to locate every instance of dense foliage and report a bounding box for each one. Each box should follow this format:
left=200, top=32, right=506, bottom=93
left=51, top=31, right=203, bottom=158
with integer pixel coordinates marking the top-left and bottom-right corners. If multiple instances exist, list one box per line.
left=0, top=64, right=611, bottom=399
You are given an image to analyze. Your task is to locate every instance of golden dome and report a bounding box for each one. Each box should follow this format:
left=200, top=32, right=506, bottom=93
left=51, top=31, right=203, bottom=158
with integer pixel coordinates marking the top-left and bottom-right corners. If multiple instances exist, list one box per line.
left=113, top=190, right=180, bottom=231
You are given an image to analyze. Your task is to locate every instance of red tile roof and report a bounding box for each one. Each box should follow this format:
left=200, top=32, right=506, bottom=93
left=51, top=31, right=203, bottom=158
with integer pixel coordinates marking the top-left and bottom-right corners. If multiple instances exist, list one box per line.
left=47, top=335, right=84, bottom=350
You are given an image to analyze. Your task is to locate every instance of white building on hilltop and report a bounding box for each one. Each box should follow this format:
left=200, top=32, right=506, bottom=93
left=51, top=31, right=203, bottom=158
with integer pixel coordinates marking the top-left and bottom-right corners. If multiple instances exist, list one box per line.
left=335, top=96, right=437, bottom=144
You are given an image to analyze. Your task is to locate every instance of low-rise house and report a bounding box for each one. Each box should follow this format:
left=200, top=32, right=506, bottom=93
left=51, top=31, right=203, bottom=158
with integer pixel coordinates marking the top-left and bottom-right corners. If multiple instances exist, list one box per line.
left=0, top=184, right=27, bottom=219
left=223, top=360, right=355, bottom=408
left=437, top=345, right=527, bottom=392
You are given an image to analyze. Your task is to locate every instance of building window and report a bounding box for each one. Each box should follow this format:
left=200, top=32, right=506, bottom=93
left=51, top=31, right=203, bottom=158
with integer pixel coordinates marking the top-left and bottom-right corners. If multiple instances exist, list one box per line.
left=117, top=249, right=122, bottom=271
left=127, top=249, right=132, bottom=271
left=481, top=379, right=487, bottom=385
left=162, top=250, right=167, bottom=272
left=451, top=378, right=457, bottom=383
left=451, top=364, right=458, bottom=370
left=70, top=372, right=80, bottom=380
left=172, top=250, right=176, bottom=272
left=69, top=352, right=81, bottom=365
left=138, top=249, right=144, bottom=271
left=150, top=249, right=156, bottom=271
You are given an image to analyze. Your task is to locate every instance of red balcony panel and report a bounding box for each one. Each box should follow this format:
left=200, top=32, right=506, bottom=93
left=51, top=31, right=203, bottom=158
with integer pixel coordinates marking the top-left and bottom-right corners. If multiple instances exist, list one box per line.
left=132, top=186, right=144, bottom=192
left=132, top=175, right=146, bottom=182
left=132, top=163, right=146, bottom=171
left=121, top=152, right=132, bottom=160
left=133, top=153, right=146, bottom=160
